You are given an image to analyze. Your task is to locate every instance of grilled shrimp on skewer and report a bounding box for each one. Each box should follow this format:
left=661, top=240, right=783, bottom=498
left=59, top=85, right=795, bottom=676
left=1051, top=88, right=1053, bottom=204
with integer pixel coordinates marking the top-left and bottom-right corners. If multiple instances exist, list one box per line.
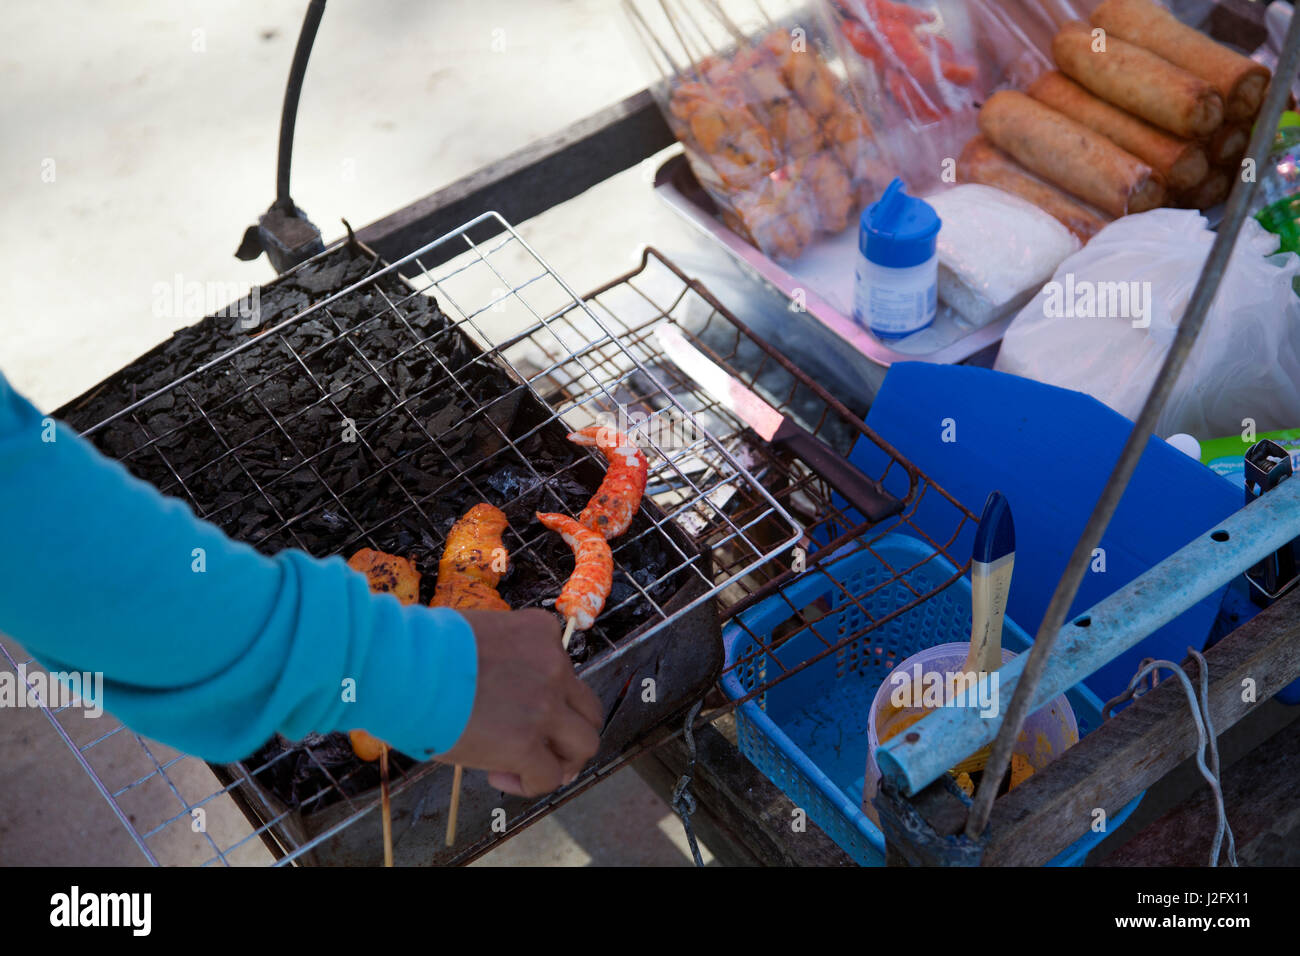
left=346, top=550, right=422, bottom=762
left=536, top=512, right=613, bottom=633
left=568, top=426, right=648, bottom=541
left=433, top=502, right=511, bottom=611
left=347, top=503, right=512, bottom=762
left=346, top=549, right=422, bottom=605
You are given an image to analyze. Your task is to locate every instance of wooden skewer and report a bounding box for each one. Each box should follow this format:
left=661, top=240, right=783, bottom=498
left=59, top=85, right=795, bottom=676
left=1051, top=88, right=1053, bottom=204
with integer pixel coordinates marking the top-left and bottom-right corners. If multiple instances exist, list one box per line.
left=659, top=0, right=702, bottom=73
left=702, top=0, right=747, bottom=45
left=677, top=0, right=724, bottom=60
left=378, top=744, right=394, bottom=867
left=445, top=764, right=464, bottom=847
left=625, top=0, right=687, bottom=80
left=562, top=617, right=577, bottom=650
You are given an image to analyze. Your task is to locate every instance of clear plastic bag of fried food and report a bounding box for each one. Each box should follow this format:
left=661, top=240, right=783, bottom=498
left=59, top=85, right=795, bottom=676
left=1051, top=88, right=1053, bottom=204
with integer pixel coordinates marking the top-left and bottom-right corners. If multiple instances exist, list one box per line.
left=825, top=0, right=1105, bottom=195
left=623, top=0, right=894, bottom=262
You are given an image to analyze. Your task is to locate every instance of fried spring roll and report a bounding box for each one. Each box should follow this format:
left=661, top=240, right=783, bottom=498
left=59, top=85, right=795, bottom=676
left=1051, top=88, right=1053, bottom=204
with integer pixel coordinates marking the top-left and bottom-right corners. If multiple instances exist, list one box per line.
left=1208, top=124, right=1249, bottom=167
left=1053, top=20, right=1223, bottom=139
left=1092, top=0, right=1271, bottom=122
left=958, top=136, right=1111, bottom=241
left=1028, top=71, right=1208, bottom=191
left=978, top=91, right=1165, bottom=218
left=1177, top=169, right=1232, bottom=210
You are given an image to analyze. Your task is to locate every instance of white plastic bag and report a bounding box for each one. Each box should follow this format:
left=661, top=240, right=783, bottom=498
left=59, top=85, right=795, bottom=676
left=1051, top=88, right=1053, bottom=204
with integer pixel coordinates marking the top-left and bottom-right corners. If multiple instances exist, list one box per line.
left=995, top=209, right=1300, bottom=439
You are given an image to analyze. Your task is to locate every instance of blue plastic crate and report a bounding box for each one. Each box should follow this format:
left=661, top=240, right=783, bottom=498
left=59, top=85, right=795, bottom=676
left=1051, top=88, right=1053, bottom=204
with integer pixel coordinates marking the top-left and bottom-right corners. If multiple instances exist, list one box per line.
left=721, top=533, right=1142, bottom=867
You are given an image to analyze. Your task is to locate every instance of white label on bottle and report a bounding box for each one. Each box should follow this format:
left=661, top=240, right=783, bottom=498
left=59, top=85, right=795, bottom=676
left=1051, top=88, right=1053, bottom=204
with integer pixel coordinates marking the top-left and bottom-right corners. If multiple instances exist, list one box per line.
left=855, top=259, right=937, bottom=336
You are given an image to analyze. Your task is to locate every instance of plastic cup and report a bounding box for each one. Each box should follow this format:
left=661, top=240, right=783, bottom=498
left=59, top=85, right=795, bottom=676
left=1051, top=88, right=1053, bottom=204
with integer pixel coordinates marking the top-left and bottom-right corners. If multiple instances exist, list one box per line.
left=861, top=642, right=1079, bottom=825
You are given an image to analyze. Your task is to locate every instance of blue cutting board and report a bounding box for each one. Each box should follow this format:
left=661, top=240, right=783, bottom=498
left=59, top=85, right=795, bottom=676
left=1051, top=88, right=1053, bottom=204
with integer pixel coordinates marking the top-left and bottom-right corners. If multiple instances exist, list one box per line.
left=837, top=363, right=1242, bottom=702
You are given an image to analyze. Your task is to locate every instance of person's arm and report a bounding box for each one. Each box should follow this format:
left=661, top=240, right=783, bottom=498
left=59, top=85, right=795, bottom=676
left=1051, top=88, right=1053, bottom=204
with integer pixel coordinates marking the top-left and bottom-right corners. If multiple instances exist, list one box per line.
left=0, top=369, right=475, bottom=763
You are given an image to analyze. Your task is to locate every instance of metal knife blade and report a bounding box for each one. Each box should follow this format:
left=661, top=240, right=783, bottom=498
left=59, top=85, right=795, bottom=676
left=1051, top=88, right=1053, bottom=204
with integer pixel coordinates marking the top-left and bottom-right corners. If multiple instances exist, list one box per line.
left=655, top=325, right=785, bottom=441
left=654, top=324, right=904, bottom=524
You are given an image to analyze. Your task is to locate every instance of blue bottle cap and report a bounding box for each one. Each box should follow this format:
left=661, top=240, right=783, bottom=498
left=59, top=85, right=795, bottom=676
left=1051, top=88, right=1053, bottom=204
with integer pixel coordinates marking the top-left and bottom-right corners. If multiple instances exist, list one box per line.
left=859, top=178, right=942, bottom=268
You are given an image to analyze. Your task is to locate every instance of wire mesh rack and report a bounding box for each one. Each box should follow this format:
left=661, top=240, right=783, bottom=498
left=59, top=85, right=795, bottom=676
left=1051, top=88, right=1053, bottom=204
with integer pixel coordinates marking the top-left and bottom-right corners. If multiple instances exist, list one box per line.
left=3, top=213, right=976, bottom=865
left=568, top=248, right=981, bottom=718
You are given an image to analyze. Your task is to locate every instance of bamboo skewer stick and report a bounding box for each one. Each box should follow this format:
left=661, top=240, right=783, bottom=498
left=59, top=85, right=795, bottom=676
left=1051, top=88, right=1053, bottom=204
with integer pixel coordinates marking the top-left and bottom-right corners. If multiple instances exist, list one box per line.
left=378, top=745, right=394, bottom=867
left=625, top=0, right=687, bottom=80
left=703, top=0, right=747, bottom=45
left=445, top=764, right=464, bottom=846
left=679, top=0, right=718, bottom=48
left=562, top=617, right=577, bottom=650
left=659, top=0, right=703, bottom=72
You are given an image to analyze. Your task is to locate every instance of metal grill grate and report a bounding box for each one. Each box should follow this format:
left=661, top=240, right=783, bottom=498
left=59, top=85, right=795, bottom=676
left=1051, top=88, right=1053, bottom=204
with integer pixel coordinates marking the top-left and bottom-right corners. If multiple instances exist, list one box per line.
left=6, top=217, right=975, bottom=865
left=560, top=249, right=980, bottom=721
left=77, top=216, right=803, bottom=642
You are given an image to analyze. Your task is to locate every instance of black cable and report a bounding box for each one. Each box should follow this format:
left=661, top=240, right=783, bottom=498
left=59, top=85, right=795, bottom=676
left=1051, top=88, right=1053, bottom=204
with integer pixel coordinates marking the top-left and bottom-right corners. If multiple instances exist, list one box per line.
left=275, top=0, right=326, bottom=212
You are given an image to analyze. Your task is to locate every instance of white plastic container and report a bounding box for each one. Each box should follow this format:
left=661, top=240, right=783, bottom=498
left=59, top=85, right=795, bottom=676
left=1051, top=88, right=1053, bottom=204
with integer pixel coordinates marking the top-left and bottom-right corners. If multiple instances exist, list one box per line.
left=853, top=177, right=941, bottom=339
left=861, top=642, right=1080, bottom=825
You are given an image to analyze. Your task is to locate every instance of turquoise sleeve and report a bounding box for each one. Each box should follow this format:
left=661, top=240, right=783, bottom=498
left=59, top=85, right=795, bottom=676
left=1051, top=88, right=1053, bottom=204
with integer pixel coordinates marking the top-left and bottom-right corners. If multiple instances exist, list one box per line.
left=0, top=370, right=477, bottom=762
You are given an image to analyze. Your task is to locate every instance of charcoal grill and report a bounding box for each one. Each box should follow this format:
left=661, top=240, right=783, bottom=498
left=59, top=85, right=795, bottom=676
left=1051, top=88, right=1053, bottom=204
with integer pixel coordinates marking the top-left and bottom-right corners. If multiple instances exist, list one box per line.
left=5, top=209, right=986, bottom=865
left=10, top=214, right=824, bottom=866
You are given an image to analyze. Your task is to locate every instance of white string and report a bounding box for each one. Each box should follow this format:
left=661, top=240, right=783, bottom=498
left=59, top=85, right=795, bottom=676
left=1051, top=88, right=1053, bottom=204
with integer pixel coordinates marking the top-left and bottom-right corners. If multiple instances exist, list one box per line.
left=1107, top=649, right=1238, bottom=867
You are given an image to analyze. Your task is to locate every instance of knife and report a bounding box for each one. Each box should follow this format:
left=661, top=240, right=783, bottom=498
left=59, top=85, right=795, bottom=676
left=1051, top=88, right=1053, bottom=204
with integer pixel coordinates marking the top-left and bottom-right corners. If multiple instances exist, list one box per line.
left=655, top=325, right=903, bottom=524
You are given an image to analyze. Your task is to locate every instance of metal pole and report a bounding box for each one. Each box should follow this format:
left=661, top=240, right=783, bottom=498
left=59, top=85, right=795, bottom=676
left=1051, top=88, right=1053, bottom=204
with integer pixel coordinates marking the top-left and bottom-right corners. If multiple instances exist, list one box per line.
left=965, top=13, right=1300, bottom=840
left=275, top=0, right=326, bottom=212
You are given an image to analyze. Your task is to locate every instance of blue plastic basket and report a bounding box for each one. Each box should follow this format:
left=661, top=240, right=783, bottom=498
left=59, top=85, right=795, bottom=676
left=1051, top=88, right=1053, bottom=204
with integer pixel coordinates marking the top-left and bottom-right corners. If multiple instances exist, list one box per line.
left=720, top=533, right=1142, bottom=867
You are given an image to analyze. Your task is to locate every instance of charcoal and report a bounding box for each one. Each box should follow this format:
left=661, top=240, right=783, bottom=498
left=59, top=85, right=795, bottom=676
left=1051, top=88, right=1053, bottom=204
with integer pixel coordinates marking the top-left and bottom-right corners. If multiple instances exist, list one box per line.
left=483, top=465, right=540, bottom=502
left=59, top=243, right=689, bottom=816
left=292, top=260, right=352, bottom=294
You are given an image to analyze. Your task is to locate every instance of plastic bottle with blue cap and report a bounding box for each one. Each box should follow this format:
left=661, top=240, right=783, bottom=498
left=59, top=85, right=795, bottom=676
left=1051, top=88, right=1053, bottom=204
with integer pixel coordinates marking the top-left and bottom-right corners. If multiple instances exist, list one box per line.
left=854, top=177, right=942, bottom=339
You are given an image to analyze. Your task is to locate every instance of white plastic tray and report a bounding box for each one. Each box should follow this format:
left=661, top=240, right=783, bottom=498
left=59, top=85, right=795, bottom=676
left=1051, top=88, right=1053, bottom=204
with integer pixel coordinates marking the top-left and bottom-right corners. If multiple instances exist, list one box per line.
left=654, top=154, right=1017, bottom=368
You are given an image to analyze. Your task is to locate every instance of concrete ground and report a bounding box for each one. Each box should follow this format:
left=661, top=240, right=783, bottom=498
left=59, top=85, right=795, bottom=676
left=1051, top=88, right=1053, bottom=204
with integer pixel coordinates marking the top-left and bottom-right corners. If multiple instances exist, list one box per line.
left=0, top=640, right=714, bottom=866
left=0, top=0, right=721, bottom=867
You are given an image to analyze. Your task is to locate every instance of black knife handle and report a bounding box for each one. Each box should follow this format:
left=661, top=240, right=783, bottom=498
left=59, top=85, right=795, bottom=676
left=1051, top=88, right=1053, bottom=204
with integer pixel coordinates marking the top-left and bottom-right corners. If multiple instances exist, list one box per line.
left=772, top=420, right=904, bottom=524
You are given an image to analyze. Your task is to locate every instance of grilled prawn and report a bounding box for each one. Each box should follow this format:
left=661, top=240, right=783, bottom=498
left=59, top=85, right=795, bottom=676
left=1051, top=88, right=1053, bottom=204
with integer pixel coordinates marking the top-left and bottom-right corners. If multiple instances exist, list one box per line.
left=346, top=550, right=423, bottom=762
left=347, top=504, right=512, bottom=762
left=536, top=512, right=613, bottom=632
left=568, top=426, right=647, bottom=541
left=347, top=549, right=422, bottom=605
left=433, top=503, right=511, bottom=611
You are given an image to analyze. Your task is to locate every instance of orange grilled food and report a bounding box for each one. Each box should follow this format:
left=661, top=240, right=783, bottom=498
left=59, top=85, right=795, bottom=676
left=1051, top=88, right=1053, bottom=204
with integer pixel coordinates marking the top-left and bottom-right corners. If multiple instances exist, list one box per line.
left=568, top=426, right=648, bottom=541
left=346, top=504, right=512, bottom=761
left=345, top=550, right=423, bottom=762
left=536, top=512, right=613, bottom=632
left=346, top=549, right=422, bottom=605
left=432, top=503, right=511, bottom=611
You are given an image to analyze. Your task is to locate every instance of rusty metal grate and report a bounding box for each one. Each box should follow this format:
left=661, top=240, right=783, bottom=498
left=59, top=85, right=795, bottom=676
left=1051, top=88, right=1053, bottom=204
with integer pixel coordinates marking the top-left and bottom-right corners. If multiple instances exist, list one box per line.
left=564, top=248, right=979, bottom=721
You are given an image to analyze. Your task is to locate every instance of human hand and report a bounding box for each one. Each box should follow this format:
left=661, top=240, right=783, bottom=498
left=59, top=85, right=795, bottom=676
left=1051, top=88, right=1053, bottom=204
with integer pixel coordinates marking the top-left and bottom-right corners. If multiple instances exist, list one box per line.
left=433, top=609, right=603, bottom=797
